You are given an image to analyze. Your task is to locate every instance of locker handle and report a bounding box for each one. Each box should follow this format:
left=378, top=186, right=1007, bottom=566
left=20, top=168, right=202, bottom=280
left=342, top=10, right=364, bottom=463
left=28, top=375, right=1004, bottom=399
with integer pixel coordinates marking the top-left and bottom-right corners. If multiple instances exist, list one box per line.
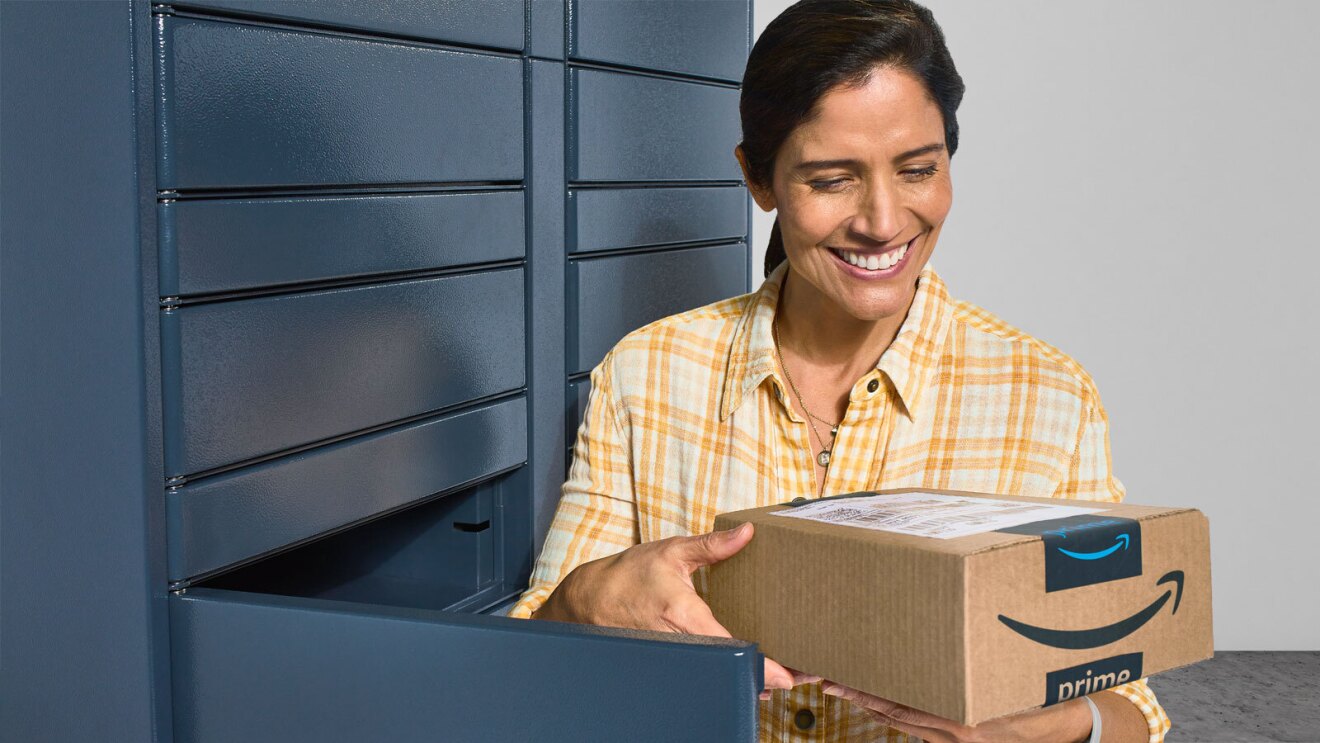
left=452, top=519, right=491, bottom=533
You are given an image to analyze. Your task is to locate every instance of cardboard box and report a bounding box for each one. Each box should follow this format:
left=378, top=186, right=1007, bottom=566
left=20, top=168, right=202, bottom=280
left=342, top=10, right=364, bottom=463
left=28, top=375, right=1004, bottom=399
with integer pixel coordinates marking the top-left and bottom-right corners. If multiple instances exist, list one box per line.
left=705, top=488, right=1213, bottom=724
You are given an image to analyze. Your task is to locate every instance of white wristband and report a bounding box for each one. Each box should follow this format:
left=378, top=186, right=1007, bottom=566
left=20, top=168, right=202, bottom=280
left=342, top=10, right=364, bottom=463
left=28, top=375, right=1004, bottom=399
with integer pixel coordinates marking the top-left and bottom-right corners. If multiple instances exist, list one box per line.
left=1082, top=696, right=1103, bottom=743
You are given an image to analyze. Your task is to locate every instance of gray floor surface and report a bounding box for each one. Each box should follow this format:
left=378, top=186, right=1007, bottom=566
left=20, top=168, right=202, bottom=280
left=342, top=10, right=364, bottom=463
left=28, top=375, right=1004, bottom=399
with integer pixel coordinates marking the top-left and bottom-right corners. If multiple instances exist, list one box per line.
left=1156, top=651, right=1318, bottom=742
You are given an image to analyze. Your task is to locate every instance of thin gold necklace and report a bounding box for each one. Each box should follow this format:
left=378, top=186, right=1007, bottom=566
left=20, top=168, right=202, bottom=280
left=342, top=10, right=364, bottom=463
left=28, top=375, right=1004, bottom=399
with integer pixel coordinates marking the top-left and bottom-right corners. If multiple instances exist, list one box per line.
left=772, top=320, right=839, bottom=468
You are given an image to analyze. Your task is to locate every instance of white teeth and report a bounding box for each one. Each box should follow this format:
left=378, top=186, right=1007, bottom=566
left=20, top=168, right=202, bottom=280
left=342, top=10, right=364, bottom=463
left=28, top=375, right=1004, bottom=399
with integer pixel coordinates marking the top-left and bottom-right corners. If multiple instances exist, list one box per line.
left=837, top=238, right=913, bottom=272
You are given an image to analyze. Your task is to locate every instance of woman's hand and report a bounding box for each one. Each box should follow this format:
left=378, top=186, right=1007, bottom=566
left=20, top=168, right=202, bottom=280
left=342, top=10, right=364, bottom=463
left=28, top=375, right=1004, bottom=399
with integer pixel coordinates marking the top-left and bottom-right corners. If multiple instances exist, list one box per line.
left=820, top=681, right=1094, bottom=743
left=532, top=522, right=809, bottom=698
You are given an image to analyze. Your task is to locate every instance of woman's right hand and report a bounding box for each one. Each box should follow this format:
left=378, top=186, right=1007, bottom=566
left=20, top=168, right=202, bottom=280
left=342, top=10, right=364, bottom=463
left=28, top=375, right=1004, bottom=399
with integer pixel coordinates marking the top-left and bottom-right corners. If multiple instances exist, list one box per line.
left=531, top=522, right=813, bottom=698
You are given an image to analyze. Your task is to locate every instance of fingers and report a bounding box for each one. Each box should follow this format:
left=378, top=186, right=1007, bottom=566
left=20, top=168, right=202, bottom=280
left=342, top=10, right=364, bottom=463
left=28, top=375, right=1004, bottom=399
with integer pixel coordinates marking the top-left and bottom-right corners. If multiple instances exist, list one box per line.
left=660, top=591, right=732, bottom=637
left=665, top=601, right=795, bottom=695
left=821, top=682, right=914, bottom=720
left=785, top=666, right=824, bottom=686
left=860, top=710, right=956, bottom=743
left=762, top=657, right=795, bottom=692
left=755, top=662, right=802, bottom=702
left=665, top=599, right=789, bottom=691
left=821, top=682, right=968, bottom=742
left=656, top=581, right=797, bottom=700
left=671, top=522, right=754, bottom=571
left=757, top=664, right=826, bottom=702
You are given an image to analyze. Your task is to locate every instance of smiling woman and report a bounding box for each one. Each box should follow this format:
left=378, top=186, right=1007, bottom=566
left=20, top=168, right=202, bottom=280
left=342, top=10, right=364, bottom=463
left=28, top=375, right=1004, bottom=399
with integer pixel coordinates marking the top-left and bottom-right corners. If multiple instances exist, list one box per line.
left=737, top=67, right=953, bottom=365
left=510, top=2, right=1170, bottom=742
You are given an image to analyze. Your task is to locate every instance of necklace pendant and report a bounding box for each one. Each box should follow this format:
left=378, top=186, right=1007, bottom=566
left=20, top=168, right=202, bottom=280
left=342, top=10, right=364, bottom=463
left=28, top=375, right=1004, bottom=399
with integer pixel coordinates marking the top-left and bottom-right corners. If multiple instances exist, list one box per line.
left=817, top=450, right=832, bottom=467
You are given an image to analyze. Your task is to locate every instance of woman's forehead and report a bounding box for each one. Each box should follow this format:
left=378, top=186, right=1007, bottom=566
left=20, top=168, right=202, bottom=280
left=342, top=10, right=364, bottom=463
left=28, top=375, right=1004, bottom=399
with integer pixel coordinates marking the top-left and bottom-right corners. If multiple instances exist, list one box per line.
left=783, top=68, right=945, bottom=165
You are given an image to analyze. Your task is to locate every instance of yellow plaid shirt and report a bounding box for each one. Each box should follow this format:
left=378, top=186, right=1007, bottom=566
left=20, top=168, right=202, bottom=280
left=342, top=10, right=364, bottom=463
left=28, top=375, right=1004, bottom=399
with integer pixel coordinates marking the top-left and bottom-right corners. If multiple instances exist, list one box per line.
left=509, top=261, right=1172, bottom=742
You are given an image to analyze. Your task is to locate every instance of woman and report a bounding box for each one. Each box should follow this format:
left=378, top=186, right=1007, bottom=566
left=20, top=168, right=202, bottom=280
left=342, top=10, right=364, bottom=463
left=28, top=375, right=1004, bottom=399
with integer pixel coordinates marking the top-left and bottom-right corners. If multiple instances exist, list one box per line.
left=510, top=1, right=1170, bottom=740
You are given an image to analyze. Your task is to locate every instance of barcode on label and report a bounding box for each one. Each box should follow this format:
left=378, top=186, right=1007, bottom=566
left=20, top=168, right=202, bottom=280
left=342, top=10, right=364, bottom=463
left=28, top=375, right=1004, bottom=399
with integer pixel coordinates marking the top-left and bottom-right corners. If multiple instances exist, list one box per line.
left=773, top=492, right=1106, bottom=539
left=810, top=508, right=868, bottom=523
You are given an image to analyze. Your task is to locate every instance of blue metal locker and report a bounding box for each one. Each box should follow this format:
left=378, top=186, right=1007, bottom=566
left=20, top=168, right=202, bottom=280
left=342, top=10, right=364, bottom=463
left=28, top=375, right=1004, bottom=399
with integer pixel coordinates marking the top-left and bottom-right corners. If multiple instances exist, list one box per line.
left=0, top=2, right=758, bottom=741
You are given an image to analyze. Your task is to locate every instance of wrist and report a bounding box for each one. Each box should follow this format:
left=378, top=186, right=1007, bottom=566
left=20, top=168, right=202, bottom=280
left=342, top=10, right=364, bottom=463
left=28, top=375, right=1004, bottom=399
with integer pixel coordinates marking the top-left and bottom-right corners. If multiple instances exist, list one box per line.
left=1080, top=696, right=1102, bottom=743
left=989, top=695, right=1093, bottom=743
left=531, top=579, right=575, bottom=622
left=1053, top=698, right=1096, bottom=743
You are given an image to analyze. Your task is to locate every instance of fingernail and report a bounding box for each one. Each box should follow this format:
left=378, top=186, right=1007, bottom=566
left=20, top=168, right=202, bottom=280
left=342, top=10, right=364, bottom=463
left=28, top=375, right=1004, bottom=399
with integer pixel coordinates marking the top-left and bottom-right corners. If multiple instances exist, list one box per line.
left=822, top=684, right=841, bottom=697
left=758, top=691, right=772, bottom=701
left=730, top=522, right=750, bottom=537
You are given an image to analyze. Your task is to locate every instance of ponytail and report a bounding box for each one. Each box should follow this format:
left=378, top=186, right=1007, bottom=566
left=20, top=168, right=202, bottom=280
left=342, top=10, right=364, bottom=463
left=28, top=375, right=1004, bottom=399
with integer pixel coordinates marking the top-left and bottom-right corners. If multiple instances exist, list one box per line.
left=763, top=216, right=786, bottom=277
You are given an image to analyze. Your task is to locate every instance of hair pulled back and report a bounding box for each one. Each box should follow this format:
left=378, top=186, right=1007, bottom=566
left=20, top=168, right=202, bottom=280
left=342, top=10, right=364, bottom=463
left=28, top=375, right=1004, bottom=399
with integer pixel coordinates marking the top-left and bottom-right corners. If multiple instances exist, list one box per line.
left=739, top=0, right=965, bottom=277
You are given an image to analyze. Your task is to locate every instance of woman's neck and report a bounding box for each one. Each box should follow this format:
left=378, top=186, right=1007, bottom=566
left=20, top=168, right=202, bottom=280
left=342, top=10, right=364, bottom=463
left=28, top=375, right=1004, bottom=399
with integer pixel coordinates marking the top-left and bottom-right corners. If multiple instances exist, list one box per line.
left=775, top=267, right=914, bottom=378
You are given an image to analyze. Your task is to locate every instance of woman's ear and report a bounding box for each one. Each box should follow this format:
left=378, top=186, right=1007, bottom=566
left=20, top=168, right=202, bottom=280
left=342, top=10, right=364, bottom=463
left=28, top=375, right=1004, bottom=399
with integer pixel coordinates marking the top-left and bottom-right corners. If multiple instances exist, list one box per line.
left=733, top=145, right=777, bottom=213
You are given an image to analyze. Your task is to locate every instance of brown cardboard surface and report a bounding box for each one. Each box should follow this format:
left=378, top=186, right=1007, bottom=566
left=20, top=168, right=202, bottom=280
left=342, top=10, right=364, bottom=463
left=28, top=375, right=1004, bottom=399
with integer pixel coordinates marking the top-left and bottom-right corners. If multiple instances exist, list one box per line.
left=704, top=488, right=1213, bottom=725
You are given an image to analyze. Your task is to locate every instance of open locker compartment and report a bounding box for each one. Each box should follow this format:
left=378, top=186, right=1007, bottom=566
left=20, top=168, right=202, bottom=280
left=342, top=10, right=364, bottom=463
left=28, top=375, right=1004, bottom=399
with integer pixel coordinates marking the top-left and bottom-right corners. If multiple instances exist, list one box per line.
left=197, top=471, right=511, bottom=615
left=169, top=467, right=764, bottom=742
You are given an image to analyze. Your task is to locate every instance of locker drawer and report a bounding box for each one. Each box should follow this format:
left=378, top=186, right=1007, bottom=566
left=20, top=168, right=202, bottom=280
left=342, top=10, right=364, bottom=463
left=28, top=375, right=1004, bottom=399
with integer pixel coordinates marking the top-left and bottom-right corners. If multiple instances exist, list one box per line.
left=160, top=190, right=525, bottom=296
left=569, top=186, right=747, bottom=254
left=157, top=17, right=523, bottom=189
left=570, top=69, right=741, bottom=182
left=172, top=588, right=760, bottom=742
left=570, top=0, right=750, bottom=82
left=163, top=268, right=525, bottom=476
left=568, top=243, right=748, bottom=374
left=167, top=395, right=526, bottom=582
left=169, top=0, right=525, bottom=51
left=197, top=468, right=513, bottom=606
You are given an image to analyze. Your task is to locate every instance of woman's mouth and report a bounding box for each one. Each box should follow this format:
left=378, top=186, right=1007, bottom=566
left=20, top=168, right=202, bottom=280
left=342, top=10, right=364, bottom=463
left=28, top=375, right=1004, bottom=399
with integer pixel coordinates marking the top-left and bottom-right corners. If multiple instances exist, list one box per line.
left=828, top=236, right=915, bottom=277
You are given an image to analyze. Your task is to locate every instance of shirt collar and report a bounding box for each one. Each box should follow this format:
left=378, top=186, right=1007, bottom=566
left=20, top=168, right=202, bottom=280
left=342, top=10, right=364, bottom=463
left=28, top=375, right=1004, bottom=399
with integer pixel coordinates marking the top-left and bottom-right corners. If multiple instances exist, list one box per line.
left=719, top=260, right=954, bottom=422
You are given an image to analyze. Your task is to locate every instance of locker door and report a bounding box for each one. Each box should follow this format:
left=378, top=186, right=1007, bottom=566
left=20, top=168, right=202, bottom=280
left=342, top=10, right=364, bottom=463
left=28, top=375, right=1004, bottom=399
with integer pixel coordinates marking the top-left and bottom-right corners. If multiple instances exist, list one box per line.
left=172, top=592, right=761, bottom=742
left=172, top=531, right=763, bottom=743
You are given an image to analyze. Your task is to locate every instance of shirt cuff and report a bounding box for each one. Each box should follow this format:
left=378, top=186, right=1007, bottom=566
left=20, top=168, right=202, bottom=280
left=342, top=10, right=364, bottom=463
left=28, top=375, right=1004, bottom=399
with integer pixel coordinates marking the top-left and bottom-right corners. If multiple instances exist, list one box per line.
left=505, top=585, right=555, bottom=620
left=1106, top=677, right=1172, bottom=743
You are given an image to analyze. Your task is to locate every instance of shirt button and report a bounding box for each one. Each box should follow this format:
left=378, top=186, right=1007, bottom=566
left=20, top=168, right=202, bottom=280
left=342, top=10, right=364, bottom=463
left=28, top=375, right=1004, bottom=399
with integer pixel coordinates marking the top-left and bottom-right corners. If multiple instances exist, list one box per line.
left=794, top=708, right=816, bottom=731
left=867, top=378, right=880, bottom=393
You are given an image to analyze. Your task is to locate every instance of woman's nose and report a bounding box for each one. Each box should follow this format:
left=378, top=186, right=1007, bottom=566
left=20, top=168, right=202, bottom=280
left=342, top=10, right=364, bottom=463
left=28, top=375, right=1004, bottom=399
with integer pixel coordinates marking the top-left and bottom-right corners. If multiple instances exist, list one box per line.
left=849, top=181, right=904, bottom=244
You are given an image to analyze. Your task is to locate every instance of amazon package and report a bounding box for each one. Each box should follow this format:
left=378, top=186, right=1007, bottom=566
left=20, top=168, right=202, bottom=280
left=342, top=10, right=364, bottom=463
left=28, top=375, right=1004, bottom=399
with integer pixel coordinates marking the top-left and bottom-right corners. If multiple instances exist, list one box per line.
left=704, top=488, right=1213, bottom=725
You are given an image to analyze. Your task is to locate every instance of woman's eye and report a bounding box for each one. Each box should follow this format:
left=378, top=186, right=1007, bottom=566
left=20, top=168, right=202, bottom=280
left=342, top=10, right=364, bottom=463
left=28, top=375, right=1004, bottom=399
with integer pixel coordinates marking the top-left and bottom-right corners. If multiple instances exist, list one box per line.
left=902, top=165, right=939, bottom=180
left=809, top=179, right=848, bottom=191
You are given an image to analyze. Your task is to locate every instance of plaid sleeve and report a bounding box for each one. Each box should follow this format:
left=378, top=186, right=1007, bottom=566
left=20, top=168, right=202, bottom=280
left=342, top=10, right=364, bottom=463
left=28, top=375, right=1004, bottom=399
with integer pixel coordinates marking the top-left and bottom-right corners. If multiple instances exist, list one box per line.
left=506, top=351, right=640, bottom=619
left=1107, top=678, right=1173, bottom=743
left=1054, top=378, right=1127, bottom=503
left=1056, top=380, right=1172, bottom=741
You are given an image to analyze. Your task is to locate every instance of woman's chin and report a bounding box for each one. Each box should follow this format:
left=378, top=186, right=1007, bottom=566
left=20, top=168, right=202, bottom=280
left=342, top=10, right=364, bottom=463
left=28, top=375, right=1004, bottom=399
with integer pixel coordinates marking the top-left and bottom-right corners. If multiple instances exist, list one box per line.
left=834, top=260, right=926, bottom=321
left=837, top=296, right=912, bottom=324
left=786, top=254, right=923, bottom=324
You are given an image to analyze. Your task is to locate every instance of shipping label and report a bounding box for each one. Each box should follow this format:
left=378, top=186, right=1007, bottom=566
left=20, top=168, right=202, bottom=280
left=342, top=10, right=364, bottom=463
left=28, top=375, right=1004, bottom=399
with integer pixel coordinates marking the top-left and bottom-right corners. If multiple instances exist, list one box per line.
left=772, top=492, right=1104, bottom=539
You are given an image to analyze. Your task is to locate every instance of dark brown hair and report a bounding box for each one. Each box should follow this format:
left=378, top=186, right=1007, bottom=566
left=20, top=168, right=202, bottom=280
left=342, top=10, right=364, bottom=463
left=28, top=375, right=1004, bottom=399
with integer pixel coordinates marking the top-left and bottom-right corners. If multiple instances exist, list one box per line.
left=739, top=0, right=965, bottom=276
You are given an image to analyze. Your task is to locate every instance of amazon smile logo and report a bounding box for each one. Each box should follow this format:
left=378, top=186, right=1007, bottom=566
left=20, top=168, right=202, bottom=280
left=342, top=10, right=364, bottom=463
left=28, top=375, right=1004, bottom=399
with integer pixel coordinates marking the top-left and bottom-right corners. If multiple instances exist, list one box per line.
left=999, top=514, right=1144, bottom=592
left=998, top=570, right=1185, bottom=649
left=1057, top=532, right=1129, bottom=561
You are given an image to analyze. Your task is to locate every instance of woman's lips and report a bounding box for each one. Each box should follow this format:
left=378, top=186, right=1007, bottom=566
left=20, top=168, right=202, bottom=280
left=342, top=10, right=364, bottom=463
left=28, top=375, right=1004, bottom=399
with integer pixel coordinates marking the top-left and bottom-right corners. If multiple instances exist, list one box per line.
left=828, top=235, right=916, bottom=278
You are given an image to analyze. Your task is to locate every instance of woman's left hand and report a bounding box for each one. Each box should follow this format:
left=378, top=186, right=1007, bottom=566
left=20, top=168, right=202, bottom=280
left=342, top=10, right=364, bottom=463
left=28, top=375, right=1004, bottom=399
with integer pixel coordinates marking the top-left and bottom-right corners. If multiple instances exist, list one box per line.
left=821, top=681, right=1093, bottom=743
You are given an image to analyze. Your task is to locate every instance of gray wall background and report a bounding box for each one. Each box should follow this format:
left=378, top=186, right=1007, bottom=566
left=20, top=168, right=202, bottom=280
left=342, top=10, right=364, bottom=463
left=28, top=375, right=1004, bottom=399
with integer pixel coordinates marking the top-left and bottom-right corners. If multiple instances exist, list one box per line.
left=751, top=0, right=1319, bottom=650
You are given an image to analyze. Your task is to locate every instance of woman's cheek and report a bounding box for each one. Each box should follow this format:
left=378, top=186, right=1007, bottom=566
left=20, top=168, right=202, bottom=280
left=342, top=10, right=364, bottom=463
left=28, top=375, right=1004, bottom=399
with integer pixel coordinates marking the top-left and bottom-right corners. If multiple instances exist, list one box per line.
left=787, top=194, right=851, bottom=242
left=919, top=176, right=953, bottom=221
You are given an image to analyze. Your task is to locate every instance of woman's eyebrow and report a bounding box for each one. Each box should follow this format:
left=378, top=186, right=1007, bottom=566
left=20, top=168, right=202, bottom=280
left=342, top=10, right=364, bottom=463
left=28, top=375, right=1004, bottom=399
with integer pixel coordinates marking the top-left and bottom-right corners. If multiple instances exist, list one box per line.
left=793, top=143, right=946, bottom=172
left=893, top=143, right=945, bottom=161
